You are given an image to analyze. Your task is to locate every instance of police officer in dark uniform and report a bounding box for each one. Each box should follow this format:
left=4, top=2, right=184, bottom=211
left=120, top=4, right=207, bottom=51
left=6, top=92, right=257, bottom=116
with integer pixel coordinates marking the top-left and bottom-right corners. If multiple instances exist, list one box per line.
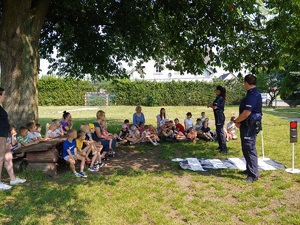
left=235, top=74, right=262, bottom=183
left=208, top=85, right=227, bottom=153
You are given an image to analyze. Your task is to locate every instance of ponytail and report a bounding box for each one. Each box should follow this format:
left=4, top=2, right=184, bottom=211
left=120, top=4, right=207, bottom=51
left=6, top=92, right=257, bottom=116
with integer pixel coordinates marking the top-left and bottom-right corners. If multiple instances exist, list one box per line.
left=216, top=86, right=226, bottom=101
left=63, top=111, right=70, bottom=119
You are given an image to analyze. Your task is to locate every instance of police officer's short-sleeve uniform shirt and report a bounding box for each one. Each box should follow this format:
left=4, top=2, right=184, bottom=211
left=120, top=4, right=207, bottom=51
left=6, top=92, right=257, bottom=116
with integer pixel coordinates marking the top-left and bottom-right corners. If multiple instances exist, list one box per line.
left=239, top=87, right=262, bottom=122
left=213, top=95, right=225, bottom=125
left=213, top=96, right=225, bottom=113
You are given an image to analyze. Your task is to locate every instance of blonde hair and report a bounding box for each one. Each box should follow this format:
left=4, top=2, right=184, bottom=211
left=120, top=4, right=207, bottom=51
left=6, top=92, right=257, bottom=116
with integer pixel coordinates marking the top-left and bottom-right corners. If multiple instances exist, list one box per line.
left=67, top=129, right=77, bottom=138
left=100, top=121, right=107, bottom=129
left=80, top=123, right=90, bottom=132
left=46, top=122, right=57, bottom=131
left=96, top=110, right=105, bottom=119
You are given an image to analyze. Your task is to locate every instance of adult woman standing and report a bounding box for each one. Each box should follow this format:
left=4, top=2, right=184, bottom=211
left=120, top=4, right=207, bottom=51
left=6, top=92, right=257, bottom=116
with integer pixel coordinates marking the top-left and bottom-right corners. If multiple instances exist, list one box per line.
left=60, top=111, right=73, bottom=133
left=92, top=110, right=116, bottom=158
left=0, top=88, right=26, bottom=190
left=156, top=108, right=168, bottom=130
left=208, top=86, right=228, bottom=153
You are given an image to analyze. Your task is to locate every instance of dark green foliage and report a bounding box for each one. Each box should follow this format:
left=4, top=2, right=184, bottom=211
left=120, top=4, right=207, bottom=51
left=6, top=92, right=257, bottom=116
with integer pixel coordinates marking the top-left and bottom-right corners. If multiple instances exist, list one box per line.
left=108, top=79, right=245, bottom=106
left=280, top=62, right=300, bottom=107
left=38, top=77, right=97, bottom=106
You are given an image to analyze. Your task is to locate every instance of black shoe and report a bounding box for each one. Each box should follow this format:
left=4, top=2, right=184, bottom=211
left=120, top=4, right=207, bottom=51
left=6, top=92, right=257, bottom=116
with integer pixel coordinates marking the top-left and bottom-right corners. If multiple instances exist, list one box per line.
left=245, top=176, right=258, bottom=183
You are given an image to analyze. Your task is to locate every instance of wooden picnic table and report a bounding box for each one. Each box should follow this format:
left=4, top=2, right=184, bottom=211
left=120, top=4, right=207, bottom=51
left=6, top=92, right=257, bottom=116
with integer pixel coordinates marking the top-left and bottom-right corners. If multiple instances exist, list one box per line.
left=13, top=136, right=67, bottom=176
left=13, top=136, right=66, bottom=154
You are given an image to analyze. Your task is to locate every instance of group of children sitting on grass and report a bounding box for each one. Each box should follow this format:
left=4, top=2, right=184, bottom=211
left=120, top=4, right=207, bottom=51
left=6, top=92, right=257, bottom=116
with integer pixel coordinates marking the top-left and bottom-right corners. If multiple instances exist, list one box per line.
left=6, top=109, right=238, bottom=179
left=129, top=108, right=238, bottom=144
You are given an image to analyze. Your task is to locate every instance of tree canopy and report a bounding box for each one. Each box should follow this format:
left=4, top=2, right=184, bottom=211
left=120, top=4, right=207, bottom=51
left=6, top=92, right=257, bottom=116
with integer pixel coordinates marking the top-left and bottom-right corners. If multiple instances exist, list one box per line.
left=0, top=0, right=300, bottom=126
left=38, top=0, right=300, bottom=78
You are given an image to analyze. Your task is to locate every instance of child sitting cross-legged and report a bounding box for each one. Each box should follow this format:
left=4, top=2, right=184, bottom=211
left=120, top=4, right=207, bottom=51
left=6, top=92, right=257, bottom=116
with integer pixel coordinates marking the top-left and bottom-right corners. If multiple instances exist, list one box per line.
left=187, top=128, right=198, bottom=143
left=117, top=124, right=129, bottom=145
left=62, top=129, right=87, bottom=178
left=127, top=124, right=143, bottom=145
left=148, top=125, right=160, bottom=142
left=200, top=121, right=214, bottom=141
left=142, top=125, right=159, bottom=146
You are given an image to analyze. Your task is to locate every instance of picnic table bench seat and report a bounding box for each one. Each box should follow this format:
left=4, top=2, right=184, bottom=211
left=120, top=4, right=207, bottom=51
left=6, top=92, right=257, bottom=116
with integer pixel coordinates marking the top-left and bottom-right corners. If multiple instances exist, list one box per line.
left=13, top=137, right=66, bottom=176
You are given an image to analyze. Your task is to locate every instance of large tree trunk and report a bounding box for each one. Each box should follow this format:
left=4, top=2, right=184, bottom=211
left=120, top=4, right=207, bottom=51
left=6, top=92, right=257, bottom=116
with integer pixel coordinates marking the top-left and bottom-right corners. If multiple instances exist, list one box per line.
left=0, top=0, right=49, bottom=128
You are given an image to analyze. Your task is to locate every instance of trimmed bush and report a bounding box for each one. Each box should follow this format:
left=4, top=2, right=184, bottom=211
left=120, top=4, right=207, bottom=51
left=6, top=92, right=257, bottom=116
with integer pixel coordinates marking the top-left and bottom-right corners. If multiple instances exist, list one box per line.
left=38, top=77, right=97, bottom=106
left=108, top=79, right=245, bottom=106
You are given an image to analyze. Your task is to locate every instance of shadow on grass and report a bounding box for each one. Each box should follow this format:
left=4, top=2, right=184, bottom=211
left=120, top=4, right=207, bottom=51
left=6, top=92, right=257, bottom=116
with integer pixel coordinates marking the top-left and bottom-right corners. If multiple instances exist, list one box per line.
left=0, top=170, right=90, bottom=224
left=80, top=138, right=246, bottom=182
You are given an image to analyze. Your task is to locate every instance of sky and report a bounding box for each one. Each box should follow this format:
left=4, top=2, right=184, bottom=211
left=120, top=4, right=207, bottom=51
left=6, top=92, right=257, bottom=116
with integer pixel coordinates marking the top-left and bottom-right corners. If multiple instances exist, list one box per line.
left=39, top=58, right=247, bottom=78
left=39, top=59, right=49, bottom=76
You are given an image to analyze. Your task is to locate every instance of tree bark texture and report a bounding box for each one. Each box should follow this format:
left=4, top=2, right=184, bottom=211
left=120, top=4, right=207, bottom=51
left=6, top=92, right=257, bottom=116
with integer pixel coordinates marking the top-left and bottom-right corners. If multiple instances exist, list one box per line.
left=0, top=0, right=49, bottom=128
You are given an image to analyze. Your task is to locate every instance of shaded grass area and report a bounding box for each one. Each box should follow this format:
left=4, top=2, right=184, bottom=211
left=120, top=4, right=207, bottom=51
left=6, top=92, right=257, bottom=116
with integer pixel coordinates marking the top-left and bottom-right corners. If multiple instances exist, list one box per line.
left=1, top=106, right=300, bottom=224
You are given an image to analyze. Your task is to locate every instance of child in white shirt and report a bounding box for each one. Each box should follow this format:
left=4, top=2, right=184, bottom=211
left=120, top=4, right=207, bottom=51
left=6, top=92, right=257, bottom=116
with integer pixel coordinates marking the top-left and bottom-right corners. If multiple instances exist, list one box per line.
left=184, top=112, right=194, bottom=132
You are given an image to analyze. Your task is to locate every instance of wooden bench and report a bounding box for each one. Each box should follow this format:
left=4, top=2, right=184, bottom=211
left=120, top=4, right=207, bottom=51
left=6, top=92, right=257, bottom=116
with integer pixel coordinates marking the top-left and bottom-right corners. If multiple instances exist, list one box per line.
left=13, top=137, right=66, bottom=176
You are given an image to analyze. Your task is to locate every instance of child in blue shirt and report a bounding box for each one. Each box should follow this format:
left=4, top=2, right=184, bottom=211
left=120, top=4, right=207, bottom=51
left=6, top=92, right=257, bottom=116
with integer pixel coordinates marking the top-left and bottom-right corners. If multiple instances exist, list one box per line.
left=63, top=129, right=87, bottom=178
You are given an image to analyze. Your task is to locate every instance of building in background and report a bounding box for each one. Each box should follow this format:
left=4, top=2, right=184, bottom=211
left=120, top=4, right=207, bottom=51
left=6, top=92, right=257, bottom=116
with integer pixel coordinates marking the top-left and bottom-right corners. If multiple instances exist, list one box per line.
left=128, top=60, right=238, bottom=82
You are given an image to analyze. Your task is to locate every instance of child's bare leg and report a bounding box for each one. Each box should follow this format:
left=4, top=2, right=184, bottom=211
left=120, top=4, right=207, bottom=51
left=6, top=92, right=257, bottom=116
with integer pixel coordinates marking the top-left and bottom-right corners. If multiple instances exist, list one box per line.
left=85, top=146, right=92, bottom=160
left=95, top=152, right=101, bottom=164
left=109, top=139, right=113, bottom=149
left=90, top=151, right=98, bottom=167
left=133, top=136, right=143, bottom=144
left=68, top=158, right=76, bottom=173
left=77, top=155, right=85, bottom=173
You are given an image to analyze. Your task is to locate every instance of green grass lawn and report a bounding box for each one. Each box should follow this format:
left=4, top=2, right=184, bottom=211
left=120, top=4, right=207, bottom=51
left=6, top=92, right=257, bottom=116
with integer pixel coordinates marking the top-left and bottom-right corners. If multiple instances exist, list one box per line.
left=1, top=106, right=300, bottom=225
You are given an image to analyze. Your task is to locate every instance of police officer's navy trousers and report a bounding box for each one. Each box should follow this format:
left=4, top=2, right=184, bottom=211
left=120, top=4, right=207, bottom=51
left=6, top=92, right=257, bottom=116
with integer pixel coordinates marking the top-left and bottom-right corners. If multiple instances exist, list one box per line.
left=215, top=112, right=227, bottom=152
left=216, top=124, right=227, bottom=151
left=240, top=124, right=258, bottom=179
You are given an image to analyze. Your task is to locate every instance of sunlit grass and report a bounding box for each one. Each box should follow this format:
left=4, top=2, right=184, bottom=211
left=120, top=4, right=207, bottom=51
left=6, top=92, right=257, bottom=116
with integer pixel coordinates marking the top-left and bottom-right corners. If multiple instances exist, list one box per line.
left=0, top=106, right=300, bottom=224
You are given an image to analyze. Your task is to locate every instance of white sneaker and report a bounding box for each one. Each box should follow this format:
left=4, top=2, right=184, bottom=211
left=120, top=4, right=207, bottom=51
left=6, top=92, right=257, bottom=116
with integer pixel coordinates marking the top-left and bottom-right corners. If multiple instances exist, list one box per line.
left=0, top=182, right=12, bottom=190
left=10, top=178, right=26, bottom=185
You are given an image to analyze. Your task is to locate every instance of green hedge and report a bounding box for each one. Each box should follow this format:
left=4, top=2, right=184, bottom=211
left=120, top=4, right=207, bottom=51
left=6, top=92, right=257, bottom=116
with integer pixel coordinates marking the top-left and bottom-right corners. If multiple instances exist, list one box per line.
left=38, top=77, right=245, bottom=106
left=108, top=79, right=245, bottom=106
left=38, top=77, right=97, bottom=106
